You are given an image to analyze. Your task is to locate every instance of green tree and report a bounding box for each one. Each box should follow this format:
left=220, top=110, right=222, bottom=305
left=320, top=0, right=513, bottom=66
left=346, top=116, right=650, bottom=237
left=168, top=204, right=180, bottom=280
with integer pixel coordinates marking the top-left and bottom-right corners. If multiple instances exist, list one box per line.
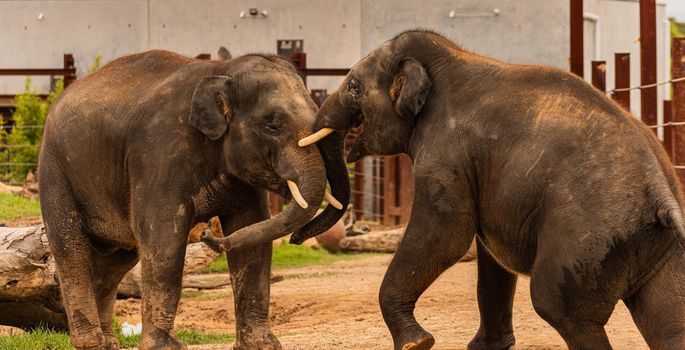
left=671, top=18, right=685, bottom=38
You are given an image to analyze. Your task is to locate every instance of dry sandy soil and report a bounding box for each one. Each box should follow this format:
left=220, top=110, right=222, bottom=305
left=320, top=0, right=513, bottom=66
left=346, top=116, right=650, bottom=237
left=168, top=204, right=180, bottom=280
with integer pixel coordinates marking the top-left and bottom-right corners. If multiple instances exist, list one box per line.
left=114, top=254, right=649, bottom=350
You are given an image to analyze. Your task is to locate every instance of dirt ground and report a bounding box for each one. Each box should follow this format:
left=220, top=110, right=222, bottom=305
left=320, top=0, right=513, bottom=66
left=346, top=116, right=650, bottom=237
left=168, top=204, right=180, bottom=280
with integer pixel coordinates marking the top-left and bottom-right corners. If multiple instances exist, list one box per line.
left=114, top=254, right=649, bottom=350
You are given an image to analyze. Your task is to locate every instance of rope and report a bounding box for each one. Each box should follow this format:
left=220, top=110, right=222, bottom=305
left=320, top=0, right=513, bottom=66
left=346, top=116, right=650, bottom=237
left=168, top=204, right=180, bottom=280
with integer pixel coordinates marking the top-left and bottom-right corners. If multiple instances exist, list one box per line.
left=647, top=121, right=685, bottom=129
left=606, top=76, right=685, bottom=94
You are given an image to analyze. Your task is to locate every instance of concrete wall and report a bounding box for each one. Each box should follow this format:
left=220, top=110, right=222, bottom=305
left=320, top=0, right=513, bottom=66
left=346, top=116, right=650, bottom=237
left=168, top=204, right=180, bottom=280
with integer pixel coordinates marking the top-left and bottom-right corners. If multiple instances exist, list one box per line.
left=361, top=0, right=569, bottom=66
left=0, top=0, right=671, bottom=115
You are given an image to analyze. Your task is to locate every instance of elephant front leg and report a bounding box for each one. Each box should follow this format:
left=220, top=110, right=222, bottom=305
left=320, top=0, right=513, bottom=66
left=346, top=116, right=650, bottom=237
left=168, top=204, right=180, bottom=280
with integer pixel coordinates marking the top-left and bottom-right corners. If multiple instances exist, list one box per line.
left=134, top=205, right=190, bottom=350
left=380, top=172, right=477, bottom=350
left=468, top=239, right=517, bottom=350
left=221, top=193, right=281, bottom=350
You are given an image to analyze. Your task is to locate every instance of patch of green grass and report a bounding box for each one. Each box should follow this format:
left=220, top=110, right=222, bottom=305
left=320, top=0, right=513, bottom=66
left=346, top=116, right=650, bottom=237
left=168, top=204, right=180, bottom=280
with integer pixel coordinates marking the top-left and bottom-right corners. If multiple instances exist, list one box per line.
left=0, top=328, right=71, bottom=350
left=176, top=330, right=234, bottom=345
left=203, top=254, right=229, bottom=273
left=0, top=325, right=235, bottom=350
left=0, top=192, right=41, bottom=221
left=181, top=289, right=230, bottom=301
left=202, top=239, right=379, bottom=273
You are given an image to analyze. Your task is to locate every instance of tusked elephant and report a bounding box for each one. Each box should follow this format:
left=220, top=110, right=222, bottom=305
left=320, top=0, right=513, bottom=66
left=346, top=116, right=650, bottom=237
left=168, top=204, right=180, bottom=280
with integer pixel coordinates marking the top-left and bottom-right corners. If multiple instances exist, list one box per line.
left=38, top=50, right=347, bottom=350
left=295, top=29, right=685, bottom=350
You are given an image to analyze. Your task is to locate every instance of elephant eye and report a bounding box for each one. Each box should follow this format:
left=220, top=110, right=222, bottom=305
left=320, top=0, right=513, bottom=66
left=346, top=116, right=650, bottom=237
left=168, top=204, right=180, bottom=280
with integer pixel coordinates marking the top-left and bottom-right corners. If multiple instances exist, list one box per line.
left=348, top=78, right=362, bottom=97
left=262, top=120, right=283, bottom=135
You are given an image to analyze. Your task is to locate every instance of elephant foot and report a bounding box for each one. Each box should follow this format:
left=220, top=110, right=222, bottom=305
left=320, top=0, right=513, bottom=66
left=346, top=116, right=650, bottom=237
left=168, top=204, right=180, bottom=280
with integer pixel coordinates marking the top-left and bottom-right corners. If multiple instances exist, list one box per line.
left=70, top=330, right=106, bottom=350
left=234, top=327, right=282, bottom=350
left=401, top=337, right=435, bottom=350
left=139, top=329, right=187, bottom=350
left=395, top=327, right=435, bottom=350
left=102, top=334, right=120, bottom=350
left=467, top=332, right=515, bottom=350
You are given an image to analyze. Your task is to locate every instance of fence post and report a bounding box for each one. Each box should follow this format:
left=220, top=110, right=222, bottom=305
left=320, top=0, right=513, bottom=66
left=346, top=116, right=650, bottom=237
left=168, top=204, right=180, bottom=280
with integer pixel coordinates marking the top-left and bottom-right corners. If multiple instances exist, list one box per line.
left=268, top=193, right=283, bottom=216
left=664, top=100, right=674, bottom=159
left=613, top=53, right=631, bottom=111
left=63, top=54, right=76, bottom=87
left=640, top=0, right=658, bottom=133
left=383, top=156, right=398, bottom=225
left=397, top=155, right=413, bottom=224
left=353, top=161, right=365, bottom=221
left=570, top=0, right=584, bottom=77
left=672, top=38, right=685, bottom=185
left=591, top=61, right=606, bottom=92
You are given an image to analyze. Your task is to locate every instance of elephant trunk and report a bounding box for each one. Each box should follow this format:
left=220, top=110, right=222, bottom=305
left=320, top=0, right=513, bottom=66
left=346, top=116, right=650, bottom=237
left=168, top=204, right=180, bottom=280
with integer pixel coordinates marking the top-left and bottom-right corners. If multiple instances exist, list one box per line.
left=203, top=148, right=326, bottom=252
left=290, top=92, right=353, bottom=244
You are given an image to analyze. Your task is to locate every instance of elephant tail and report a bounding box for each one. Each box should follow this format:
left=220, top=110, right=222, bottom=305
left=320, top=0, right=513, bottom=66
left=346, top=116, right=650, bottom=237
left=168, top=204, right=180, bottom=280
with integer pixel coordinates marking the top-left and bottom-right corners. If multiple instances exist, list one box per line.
left=655, top=190, right=685, bottom=250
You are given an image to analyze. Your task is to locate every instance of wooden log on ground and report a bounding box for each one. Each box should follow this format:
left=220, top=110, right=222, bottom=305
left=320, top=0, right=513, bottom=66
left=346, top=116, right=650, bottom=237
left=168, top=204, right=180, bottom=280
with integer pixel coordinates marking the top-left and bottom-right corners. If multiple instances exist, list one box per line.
left=0, top=225, right=66, bottom=330
left=339, top=227, right=477, bottom=262
left=0, top=224, right=223, bottom=330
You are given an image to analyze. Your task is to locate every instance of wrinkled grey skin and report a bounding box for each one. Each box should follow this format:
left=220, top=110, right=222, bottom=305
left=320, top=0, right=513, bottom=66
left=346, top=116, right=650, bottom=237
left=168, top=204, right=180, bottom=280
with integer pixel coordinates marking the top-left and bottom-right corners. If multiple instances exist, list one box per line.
left=38, top=51, right=333, bottom=350
left=313, top=30, right=685, bottom=350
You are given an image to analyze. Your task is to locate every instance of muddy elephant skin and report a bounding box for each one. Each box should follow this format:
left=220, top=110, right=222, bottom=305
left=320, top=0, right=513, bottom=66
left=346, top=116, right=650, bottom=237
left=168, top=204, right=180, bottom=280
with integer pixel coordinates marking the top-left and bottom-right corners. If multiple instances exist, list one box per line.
left=307, top=30, right=685, bottom=350
left=38, top=51, right=338, bottom=350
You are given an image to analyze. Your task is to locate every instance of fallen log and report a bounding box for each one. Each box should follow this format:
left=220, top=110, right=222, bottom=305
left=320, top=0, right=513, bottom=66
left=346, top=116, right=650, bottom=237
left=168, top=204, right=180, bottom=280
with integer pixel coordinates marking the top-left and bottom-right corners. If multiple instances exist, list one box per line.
left=0, top=224, right=224, bottom=330
left=339, top=227, right=477, bottom=262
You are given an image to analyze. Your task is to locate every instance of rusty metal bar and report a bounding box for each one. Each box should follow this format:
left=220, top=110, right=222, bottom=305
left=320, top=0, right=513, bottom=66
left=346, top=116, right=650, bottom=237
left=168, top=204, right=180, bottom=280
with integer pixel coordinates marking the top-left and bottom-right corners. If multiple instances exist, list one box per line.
left=268, top=193, right=284, bottom=216
left=63, top=54, right=76, bottom=87
left=570, top=0, right=584, bottom=77
left=0, top=68, right=74, bottom=76
left=591, top=61, right=606, bottom=92
left=354, top=161, right=365, bottom=220
left=664, top=100, right=674, bottom=159
left=640, top=0, right=658, bottom=131
left=302, top=68, right=350, bottom=76
left=672, top=38, right=685, bottom=185
left=613, top=53, right=631, bottom=111
left=397, top=155, right=413, bottom=224
left=383, top=156, right=398, bottom=225
left=0, top=54, right=76, bottom=88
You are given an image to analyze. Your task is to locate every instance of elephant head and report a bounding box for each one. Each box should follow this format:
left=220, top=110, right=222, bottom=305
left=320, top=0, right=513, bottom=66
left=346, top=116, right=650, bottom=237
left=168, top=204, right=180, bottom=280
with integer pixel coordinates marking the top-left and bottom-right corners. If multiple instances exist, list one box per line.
left=292, top=33, right=433, bottom=243
left=189, top=54, right=343, bottom=252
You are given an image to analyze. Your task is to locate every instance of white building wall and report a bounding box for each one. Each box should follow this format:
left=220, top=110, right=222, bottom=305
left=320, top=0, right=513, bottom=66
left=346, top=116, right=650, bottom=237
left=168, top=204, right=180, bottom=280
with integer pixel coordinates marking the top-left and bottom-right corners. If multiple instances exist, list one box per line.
left=0, top=0, right=671, bottom=117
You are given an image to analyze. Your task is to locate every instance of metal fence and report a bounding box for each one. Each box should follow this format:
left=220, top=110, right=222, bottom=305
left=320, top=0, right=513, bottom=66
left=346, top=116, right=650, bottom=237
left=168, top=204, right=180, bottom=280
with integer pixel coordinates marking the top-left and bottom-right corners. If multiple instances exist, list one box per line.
left=0, top=125, right=42, bottom=185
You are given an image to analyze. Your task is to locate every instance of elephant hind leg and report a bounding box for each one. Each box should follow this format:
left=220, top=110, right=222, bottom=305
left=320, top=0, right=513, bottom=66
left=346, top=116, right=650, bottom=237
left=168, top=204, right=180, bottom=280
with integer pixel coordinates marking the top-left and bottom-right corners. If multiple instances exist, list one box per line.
left=624, top=246, right=685, bottom=350
left=91, top=247, right=139, bottom=349
left=529, top=258, right=615, bottom=350
left=467, top=239, right=517, bottom=350
left=42, top=192, right=104, bottom=348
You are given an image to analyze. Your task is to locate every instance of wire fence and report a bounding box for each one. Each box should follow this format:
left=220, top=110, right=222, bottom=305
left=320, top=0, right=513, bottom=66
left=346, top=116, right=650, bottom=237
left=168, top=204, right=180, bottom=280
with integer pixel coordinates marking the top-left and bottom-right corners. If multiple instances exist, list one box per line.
left=0, top=125, right=42, bottom=185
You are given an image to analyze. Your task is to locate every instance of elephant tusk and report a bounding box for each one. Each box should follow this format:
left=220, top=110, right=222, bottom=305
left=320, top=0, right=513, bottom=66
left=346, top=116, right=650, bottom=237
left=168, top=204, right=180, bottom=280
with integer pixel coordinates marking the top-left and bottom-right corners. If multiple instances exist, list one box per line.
left=287, top=180, right=309, bottom=209
left=298, top=128, right=335, bottom=147
left=324, top=191, right=343, bottom=210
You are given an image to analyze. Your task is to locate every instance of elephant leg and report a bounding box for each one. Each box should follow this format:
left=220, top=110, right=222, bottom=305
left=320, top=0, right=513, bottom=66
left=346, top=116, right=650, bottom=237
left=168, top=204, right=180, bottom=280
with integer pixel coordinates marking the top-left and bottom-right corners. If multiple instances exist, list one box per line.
left=91, top=248, right=139, bottom=350
left=222, top=191, right=281, bottom=350
left=42, top=180, right=105, bottom=349
left=624, top=246, right=685, bottom=349
left=133, top=203, right=190, bottom=350
left=529, top=240, right=615, bottom=350
left=379, top=173, right=477, bottom=350
left=468, top=239, right=517, bottom=350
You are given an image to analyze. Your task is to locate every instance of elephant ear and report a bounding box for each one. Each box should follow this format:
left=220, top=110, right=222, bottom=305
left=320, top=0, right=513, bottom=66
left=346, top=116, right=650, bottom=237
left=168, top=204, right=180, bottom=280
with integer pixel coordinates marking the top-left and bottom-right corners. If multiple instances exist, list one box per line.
left=389, top=58, right=431, bottom=118
left=189, top=76, right=233, bottom=140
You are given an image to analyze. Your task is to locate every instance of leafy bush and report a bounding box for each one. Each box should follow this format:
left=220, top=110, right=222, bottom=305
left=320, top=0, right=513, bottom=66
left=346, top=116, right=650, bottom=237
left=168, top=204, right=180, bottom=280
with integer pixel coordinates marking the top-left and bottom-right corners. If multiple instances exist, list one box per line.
left=671, top=18, right=685, bottom=38
left=0, top=77, right=63, bottom=183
